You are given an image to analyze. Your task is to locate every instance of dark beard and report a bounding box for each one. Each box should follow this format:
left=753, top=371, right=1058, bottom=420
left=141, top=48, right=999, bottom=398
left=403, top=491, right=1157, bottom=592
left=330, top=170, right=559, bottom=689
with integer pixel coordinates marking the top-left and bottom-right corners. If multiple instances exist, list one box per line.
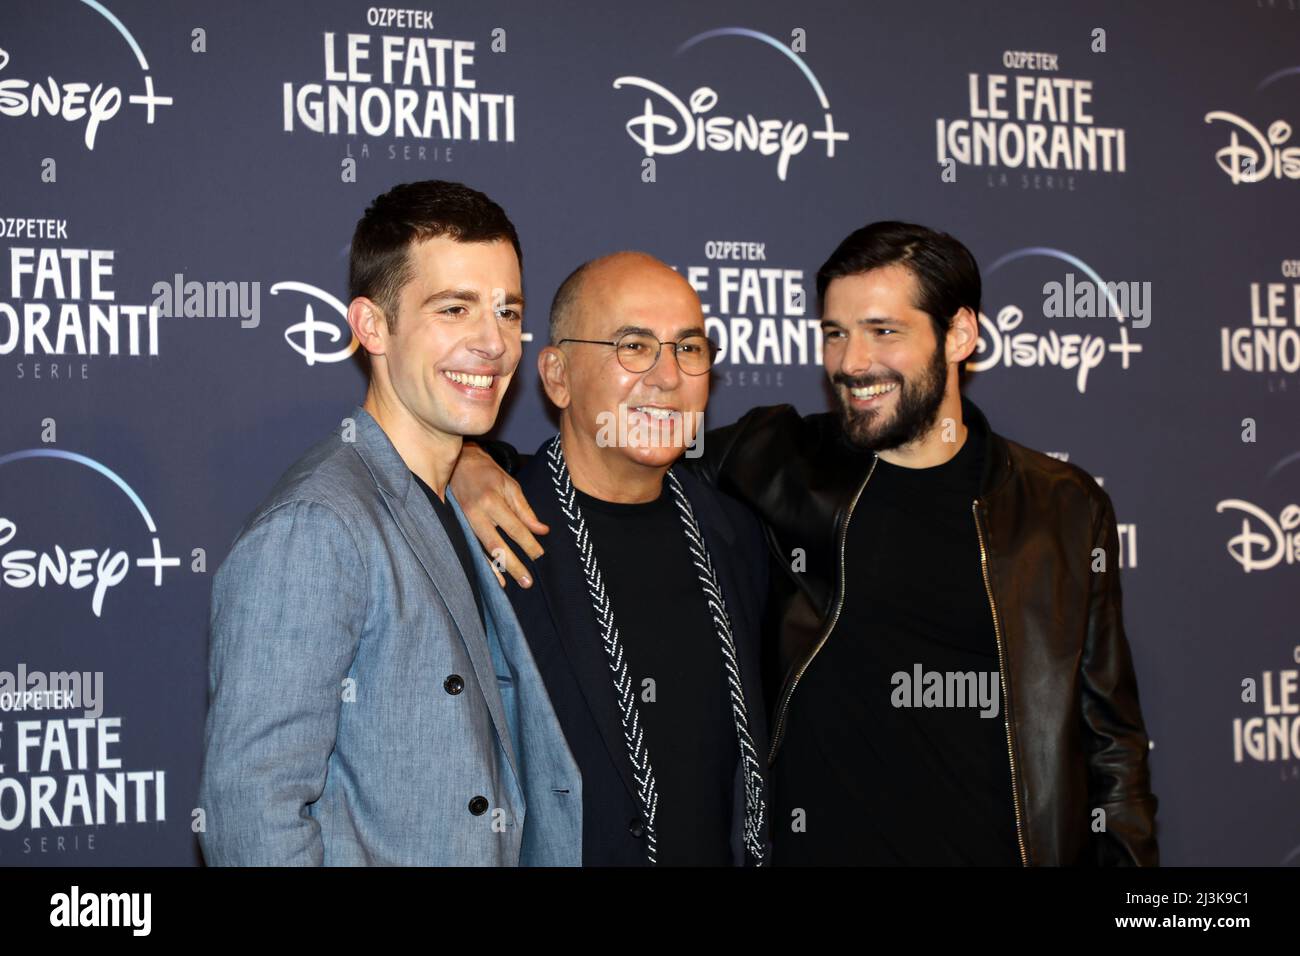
left=833, top=341, right=949, bottom=452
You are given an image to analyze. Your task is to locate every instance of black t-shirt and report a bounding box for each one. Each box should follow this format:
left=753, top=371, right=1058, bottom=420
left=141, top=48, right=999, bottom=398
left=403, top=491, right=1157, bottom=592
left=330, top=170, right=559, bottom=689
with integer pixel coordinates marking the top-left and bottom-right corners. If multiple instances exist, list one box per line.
left=772, top=422, right=1021, bottom=865
left=574, top=484, right=737, bottom=866
left=411, top=471, right=485, bottom=630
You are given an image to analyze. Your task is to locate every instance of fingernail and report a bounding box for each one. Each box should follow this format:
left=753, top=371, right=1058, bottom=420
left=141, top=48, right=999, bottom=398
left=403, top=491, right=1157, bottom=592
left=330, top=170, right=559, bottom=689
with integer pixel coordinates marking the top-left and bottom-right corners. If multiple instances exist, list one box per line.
left=521, top=575, right=531, bottom=587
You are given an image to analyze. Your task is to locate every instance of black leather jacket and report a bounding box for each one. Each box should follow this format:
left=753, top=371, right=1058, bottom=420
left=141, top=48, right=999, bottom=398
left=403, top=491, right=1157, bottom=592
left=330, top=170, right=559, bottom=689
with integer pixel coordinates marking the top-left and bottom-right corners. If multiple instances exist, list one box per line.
left=692, top=396, right=1159, bottom=866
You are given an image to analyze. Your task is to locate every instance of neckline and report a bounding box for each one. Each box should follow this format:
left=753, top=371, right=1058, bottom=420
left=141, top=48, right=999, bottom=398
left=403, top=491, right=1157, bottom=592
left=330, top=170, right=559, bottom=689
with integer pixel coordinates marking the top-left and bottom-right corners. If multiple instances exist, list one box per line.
left=875, top=424, right=984, bottom=481
left=572, top=482, right=670, bottom=516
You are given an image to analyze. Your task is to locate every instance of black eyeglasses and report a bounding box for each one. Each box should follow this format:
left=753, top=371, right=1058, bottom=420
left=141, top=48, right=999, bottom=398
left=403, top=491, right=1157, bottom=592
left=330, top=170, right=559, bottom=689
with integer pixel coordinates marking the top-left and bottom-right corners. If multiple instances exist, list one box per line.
left=558, top=330, right=716, bottom=375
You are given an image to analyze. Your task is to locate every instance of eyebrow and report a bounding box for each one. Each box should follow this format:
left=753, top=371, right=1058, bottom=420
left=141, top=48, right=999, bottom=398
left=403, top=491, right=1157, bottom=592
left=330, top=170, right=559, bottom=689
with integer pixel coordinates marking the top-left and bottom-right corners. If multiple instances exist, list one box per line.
left=609, top=324, right=708, bottom=339
left=820, top=316, right=902, bottom=327
left=422, top=288, right=525, bottom=308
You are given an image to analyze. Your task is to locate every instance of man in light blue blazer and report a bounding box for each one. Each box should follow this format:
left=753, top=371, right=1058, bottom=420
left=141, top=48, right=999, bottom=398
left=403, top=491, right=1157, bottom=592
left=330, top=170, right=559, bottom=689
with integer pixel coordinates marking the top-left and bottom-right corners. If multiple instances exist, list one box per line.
left=198, top=181, right=582, bottom=866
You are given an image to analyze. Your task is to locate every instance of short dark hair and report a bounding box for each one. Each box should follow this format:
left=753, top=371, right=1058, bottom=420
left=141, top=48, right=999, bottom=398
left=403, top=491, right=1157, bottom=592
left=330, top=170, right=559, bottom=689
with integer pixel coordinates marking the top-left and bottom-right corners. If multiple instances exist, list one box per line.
left=815, top=221, right=981, bottom=344
left=348, top=180, right=522, bottom=333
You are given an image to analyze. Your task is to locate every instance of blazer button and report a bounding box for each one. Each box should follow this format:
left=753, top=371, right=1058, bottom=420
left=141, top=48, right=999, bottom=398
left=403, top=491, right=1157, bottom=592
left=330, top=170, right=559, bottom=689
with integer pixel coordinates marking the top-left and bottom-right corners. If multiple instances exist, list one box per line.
left=444, top=674, right=464, bottom=695
left=628, top=819, right=645, bottom=839
left=469, top=795, right=490, bottom=816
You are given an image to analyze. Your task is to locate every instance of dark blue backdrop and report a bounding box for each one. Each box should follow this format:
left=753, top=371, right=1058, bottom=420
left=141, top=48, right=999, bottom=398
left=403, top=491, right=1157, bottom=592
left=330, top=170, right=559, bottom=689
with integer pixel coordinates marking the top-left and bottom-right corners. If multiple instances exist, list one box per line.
left=1, top=0, right=1297, bottom=866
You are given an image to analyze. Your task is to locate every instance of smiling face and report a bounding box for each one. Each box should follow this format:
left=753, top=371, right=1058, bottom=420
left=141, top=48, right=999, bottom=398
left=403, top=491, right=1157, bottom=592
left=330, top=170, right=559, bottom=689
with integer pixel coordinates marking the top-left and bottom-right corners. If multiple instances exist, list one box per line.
left=542, top=254, right=709, bottom=481
left=358, top=235, right=523, bottom=443
left=821, top=263, right=952, bottom=452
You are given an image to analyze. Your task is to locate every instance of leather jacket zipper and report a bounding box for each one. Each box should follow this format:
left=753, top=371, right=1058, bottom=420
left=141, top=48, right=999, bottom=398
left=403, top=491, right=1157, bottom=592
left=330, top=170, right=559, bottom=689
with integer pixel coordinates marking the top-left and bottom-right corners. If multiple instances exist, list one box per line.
left=972, top=498, right=1029, bottom=866
left=768, top=455, right=878, bottom=763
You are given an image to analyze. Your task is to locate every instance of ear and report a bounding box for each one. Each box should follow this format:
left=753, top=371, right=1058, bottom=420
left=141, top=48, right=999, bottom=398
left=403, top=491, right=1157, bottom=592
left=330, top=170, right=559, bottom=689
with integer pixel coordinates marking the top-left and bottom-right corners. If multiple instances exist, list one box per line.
left=946, top=306, right=979, bottom=365
left=347, top=297, right=388, bottom=357
left=538, top=346, right=571, bottom=409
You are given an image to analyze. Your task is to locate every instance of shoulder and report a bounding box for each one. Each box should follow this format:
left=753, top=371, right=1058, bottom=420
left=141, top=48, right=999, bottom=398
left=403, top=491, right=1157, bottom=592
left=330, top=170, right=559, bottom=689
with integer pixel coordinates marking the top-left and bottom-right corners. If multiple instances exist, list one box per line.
left=1001, top=436, right=1115, bottom=527
left=713, top=403, right=844, bottom=464
left=674, top=467, right=766, bottom=551
left=730, top=402, right=804, bottom=431
left=515, top=438, right=560, bottom=497
left=729, top=403, right=830, bottom=442
left=234, top=428, right=378, bottom=549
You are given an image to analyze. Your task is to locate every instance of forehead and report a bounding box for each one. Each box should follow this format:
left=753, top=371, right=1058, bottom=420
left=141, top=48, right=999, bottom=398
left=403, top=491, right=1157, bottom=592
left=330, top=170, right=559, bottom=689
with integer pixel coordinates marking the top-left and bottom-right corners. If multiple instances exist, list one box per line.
left=579, top=267, right=702, bottom=335
left=400, top=236, right=521, bottom=294
left=824, top=264, right=924, bottom=317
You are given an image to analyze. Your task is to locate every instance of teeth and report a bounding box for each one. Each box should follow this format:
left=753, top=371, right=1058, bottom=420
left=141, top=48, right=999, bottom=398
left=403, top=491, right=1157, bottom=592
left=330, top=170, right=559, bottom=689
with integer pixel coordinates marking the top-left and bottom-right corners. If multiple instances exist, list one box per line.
left=633, top=406, right=680, bottom=420
left=445, top=371, right=494, bottom=388
left=850, top=383, right=898, bottom=399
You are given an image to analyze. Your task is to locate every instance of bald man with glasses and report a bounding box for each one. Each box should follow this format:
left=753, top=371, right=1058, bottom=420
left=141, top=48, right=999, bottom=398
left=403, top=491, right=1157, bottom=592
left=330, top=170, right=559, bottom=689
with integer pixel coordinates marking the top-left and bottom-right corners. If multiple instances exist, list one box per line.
left=463, top=251, right=772, bottom=866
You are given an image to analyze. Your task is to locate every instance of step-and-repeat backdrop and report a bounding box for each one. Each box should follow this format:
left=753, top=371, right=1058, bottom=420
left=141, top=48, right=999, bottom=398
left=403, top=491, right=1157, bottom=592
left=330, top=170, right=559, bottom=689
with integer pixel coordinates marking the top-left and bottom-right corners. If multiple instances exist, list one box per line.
left=1, top=0, right=1296, bottom=866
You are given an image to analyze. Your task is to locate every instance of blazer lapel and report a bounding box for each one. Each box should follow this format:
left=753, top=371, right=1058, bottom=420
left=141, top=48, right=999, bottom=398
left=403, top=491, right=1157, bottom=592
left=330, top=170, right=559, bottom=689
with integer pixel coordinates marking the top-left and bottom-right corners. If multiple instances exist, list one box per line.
left=344, top=406, right=521, bottom=785
left=677, top=470, right=770, bottom=864
left=678, top=474, right=765, bottom=716
left=520, top=458, right=643, bottom=804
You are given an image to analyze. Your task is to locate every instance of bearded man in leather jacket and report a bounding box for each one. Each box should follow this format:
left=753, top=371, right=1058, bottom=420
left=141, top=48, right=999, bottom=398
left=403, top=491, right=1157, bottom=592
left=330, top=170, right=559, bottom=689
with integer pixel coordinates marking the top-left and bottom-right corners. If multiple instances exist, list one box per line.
left=451, top=221, right=1159, bottom=867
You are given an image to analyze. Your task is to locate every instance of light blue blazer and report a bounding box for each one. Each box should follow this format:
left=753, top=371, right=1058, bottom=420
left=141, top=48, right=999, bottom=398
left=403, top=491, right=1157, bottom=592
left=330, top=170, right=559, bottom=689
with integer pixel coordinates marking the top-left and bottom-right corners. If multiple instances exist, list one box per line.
left=198, top=406, right=582, bottom=865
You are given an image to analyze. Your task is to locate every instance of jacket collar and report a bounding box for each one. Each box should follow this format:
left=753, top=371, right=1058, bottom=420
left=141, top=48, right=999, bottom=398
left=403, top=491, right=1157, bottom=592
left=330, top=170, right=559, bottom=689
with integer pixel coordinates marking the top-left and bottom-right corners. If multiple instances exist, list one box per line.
left=962, top=395, right=1013, bottom=499
left=344, top=404, right=416, bottom=501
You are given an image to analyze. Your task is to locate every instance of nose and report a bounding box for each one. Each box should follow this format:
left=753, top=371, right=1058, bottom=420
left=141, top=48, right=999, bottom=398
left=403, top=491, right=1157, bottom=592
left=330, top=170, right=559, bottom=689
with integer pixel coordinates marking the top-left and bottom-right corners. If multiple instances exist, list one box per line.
left=467, top=307, right=507, bottom=360
left=643, top=341, right=683, bottom=390
left=841, top=329, right=877, bottom=378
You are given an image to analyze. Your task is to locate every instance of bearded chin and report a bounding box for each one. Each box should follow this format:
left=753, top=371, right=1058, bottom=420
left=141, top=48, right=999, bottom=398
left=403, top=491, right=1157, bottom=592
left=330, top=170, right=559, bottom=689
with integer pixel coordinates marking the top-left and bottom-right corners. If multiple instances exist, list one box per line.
left=838, top=348, right=949, bottom=452
left=841, top=405, right=883, bottom=449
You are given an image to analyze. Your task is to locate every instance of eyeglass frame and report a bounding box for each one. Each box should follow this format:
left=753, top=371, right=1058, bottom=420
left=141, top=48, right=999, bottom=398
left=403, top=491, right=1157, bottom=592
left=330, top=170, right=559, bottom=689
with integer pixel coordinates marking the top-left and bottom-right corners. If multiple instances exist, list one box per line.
left=556, top=329, right=718, bottom=375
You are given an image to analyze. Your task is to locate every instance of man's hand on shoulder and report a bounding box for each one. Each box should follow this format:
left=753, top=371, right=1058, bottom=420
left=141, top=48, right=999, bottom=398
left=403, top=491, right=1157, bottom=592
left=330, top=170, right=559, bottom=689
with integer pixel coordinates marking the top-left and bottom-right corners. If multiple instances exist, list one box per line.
left=452, top=442, right=548, bottom=588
